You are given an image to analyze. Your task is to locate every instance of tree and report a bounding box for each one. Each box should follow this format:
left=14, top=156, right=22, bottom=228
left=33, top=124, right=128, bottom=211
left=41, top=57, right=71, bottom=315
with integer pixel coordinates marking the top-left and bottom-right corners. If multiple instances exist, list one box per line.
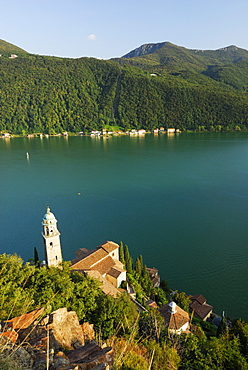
left=124, top=244, right=133, bottom=273
left=139, top=309, right=166, bottom=342
left=173, top=290, right=190, bottom=313
left=135, top=256, right=143, bottom=275
left=119, top=241, right=125, bottom=264
left=151, top=287, right=168, bottom=307
left=231, top=319, right=248, bottom=358
left=34, top=247, right=39, bottom=266
left=0, top=254, right=35, bottom=319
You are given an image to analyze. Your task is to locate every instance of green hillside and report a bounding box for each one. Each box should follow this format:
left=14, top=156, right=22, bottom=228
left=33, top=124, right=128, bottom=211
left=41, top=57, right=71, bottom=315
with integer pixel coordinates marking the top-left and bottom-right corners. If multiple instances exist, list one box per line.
left=1, top=40, right=248, bottom=134
left=0, top=39, right=28, bottom=56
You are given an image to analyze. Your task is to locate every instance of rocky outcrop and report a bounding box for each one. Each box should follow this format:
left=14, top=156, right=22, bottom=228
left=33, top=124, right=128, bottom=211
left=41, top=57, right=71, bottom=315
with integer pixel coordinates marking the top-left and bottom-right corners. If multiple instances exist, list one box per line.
left=122, top=42, right=167, bottom=58
left=44, top=307, right=85, bottom=350
left=67, top=342, right=114, bottom=367
left=0, top=307, right=114, bottom=369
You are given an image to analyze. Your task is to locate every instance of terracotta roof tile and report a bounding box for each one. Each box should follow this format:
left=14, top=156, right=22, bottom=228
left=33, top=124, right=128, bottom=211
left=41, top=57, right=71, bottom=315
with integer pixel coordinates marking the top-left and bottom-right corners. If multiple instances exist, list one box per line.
left=107, top=267, right=123, bottom=279
left=93, top=256, right=115, bottom=275
left=146, top=300, right=158, bottom=309
left=71, top=248, right=108, bottom=270
left=190, top=301, right=213, bottom=320
left=86, top=271, right=121, bottom=298
left=190, top=294, right=206, bottom=305
left=96, top=241, right=119, bottom=254
left=146, top=267, right=158, bottom=276
left=159, top=303, right=189, bottom=331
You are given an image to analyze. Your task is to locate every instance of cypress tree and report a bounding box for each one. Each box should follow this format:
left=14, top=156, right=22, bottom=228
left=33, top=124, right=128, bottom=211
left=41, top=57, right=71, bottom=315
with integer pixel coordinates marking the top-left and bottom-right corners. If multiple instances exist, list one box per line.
left=34, top=247, right=39, bottom=266
left=124, top=244, right=133, bottom=273
left=119, top=241, right=125, bottom=264
left=135, top=257, right=142, bottom=275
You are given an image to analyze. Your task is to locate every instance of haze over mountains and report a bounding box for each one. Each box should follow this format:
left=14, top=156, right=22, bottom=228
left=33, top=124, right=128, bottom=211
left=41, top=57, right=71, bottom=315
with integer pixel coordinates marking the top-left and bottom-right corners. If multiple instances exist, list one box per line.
left=1, top=39, right=248, bottom=134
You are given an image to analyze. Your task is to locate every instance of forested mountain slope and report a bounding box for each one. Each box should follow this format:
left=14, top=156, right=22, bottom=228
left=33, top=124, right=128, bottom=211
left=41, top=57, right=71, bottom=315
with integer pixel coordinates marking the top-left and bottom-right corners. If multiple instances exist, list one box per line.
left=1, top=40, right=248, bottom=134
left=0, top=39, right=28, bottom=56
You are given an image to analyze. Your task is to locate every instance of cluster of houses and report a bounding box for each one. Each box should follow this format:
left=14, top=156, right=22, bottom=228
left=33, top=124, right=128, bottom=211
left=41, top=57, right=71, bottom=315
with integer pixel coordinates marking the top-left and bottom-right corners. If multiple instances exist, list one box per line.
left=0, top=127, right=181, bottom=139
left=42, top=206, right=213, bottom=336
left=89, top=127, right=180, bottom=137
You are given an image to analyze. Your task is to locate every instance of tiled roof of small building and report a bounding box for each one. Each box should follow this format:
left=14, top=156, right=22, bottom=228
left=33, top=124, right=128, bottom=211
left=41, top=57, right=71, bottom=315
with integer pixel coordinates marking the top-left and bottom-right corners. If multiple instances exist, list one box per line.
left=159, top=303, right=189, bottom=331
left=107, top=267, right=124, bottom=279
left=190, top=300, right=213, bottom=320
left=190, top=294, right=206, bottom=305
left=97, top=241, right=119, bottom=253
left=86, top=270, right=121, bottom=298
left=146, top=267, right=158, bottom=276
left=146, top=300, right=158, bottom=309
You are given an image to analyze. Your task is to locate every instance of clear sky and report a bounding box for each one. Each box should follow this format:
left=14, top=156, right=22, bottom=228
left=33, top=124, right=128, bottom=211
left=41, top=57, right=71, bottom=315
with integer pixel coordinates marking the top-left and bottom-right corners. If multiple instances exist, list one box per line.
left=2, top=0, right=248, bottom=59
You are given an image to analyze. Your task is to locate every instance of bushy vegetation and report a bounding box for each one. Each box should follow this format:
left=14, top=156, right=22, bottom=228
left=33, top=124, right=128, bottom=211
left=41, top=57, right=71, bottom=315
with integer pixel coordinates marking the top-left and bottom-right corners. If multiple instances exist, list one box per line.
left=2, top=248, right=248, bottom=369
left=0, top=253, right=137, bottom=340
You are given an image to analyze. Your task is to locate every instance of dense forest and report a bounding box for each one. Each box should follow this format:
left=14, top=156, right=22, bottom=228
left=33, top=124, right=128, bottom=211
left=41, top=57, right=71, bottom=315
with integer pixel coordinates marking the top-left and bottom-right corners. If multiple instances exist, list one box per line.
left=1, top=248, right=248, bottom=369
left=1, top=40, right=248, bottom=134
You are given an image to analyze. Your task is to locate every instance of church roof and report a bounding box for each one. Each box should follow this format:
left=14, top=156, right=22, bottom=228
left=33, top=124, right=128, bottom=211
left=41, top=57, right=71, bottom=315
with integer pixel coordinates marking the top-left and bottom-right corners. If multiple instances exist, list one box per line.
left=86, top=270, right=121, bottom=298
left=96, top=241, right=119, bottom=253
left=71, top=241, right=123, bottom=278
left=107, top=266, right=124, bottom=278
left=93, top=256, right=116, bottom=275
left=71, top=248, right=108, bottom=270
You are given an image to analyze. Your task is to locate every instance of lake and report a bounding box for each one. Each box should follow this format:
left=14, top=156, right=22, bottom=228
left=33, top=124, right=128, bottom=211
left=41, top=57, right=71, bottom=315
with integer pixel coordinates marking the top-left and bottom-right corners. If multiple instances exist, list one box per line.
left=1, top=132, right=248, bottom=320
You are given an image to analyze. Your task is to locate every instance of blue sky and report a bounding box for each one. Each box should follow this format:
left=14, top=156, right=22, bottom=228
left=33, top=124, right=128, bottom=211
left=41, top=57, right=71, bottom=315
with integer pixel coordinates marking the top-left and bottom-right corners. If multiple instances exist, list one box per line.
left=2, top=0, right=248, bottom=59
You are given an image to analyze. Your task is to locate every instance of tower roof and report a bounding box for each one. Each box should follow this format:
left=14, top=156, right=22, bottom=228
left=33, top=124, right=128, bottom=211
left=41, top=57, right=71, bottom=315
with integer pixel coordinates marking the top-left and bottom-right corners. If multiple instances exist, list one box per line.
left=42, top=206, right=57, bottom=225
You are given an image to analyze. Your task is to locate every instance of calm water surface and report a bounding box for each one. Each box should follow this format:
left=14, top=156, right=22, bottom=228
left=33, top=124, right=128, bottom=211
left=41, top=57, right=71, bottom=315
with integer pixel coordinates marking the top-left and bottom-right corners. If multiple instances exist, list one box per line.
left=1, top=133, right=248, bottom=320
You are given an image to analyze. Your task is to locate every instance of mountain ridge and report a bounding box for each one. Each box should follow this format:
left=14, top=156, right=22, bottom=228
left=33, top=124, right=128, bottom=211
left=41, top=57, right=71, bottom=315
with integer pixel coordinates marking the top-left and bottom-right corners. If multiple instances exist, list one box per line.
left=121, top=41, right=248, bottom=66
left=1, top=38, right=248, bottom=134
left=0, top=39, right=28, bottom=56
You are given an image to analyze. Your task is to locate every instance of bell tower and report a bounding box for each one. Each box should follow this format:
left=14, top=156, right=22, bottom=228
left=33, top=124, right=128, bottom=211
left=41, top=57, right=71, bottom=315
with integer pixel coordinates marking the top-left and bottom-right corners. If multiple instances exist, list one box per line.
left=42, top=206, right=63, bottom=267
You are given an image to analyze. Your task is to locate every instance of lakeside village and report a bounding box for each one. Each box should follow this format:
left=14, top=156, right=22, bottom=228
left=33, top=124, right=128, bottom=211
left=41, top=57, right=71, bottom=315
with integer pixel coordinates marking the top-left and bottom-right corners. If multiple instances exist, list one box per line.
left=0, top=127, right=180, bottom=139
left=0, top=206, right=225, bottom=369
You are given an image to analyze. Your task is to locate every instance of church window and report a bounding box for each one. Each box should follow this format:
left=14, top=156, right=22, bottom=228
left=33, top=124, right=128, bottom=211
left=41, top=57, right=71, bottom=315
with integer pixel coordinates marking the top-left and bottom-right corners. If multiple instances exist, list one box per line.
left=50, top=242, right=53, bottom=246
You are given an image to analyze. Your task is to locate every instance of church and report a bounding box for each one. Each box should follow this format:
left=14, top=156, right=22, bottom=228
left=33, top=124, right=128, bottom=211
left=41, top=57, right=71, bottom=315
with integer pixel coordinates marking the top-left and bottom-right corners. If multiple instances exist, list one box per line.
left=42, top=206, right=126, bottom=296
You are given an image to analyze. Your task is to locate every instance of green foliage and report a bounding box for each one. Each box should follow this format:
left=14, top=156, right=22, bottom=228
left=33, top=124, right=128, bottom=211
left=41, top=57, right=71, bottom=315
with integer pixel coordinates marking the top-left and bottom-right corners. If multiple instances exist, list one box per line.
left=231, top=319, right=248, bottom=358
left=217, top=315, right=228, bottom=337
left=151, top=287, right=168, bottom=307
left=0, top=253, right=138, bottom=340
left=34, top=247, right=39, bottom=266
left=1, top=252, right=248, bottom=368
left=144, top=339, right=181, bottom=370
left=173, top=290, right=191, bottom=313
left=88, top=293, right=138, bottom=339
left=0, top=357, right=27, bottom=370
left=119, top=241, right=125, bottom=264
left=0, top=39, right=28, bottom=57
left=0, top=254, right=35, bottom=319
left=160, top=279, right=171, bottom=297
left=192, top=317, right=217, bottom=338
left=1, top=46, right=248, bottom=134
left=135, top=256, right=143, bottom=275
left=139, top=309, right=166, bottom=342
left=123, top=245, right=133, bottom=273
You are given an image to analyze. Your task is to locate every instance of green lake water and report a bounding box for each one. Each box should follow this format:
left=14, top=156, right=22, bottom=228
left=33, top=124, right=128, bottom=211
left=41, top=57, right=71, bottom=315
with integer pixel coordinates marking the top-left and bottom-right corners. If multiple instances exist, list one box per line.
left=1, top=133, right=248, bottom=320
